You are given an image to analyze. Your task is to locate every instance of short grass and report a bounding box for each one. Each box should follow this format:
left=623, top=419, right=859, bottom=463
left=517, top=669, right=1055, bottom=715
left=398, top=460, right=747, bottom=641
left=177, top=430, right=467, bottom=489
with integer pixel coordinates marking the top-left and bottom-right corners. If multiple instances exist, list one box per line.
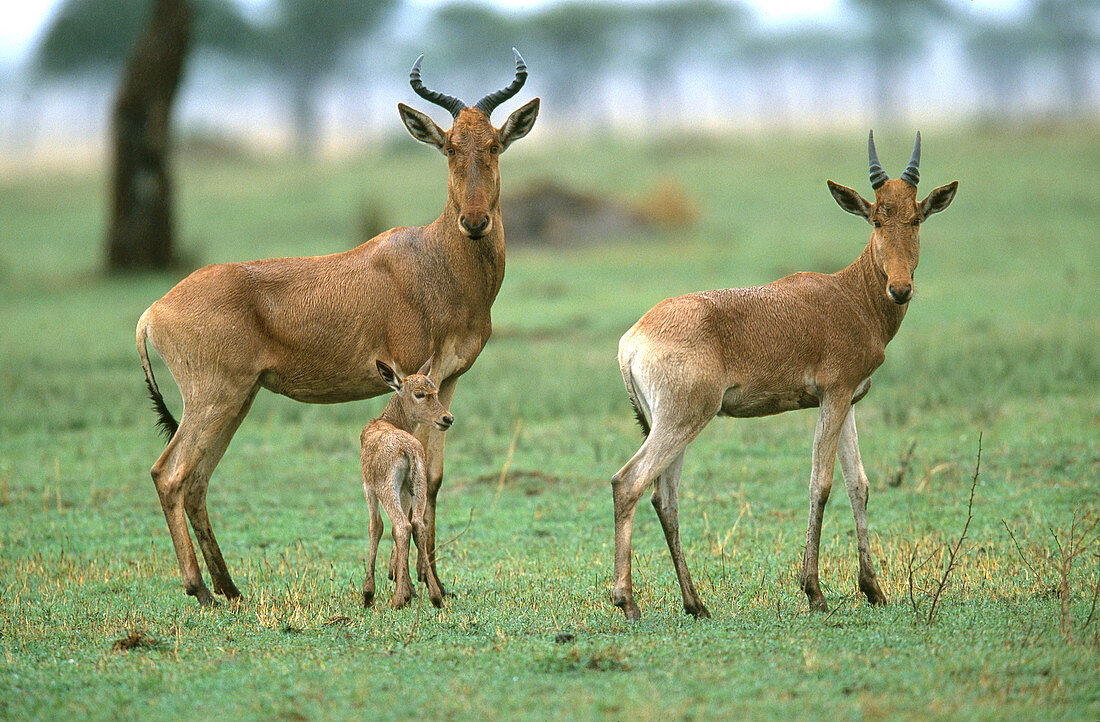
left=1, top=126, right=1098, bottom=719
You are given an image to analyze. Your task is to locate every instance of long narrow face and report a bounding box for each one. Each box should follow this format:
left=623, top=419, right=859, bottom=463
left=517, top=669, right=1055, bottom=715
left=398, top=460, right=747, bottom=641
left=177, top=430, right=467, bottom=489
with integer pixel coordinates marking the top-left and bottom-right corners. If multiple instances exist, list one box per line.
left=397, top=50, right=540, bottom=240
left=869, top=180, right=923, bottom=304
left=443, top=109, right=503, bottom=238
left=828, top=132, right=958, bottom=305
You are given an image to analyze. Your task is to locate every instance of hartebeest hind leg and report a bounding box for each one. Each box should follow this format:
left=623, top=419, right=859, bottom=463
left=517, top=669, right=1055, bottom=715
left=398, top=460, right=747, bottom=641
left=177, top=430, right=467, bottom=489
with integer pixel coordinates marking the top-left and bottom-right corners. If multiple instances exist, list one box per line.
left=612, top=405, right=715, bottom=621
left=799, top=394, right=851, bottom=612
left=651, top=451, right=711, bottom=618
left=837, top=407, right=887, bottom=605
left=150, top=381, right=257, bottom=606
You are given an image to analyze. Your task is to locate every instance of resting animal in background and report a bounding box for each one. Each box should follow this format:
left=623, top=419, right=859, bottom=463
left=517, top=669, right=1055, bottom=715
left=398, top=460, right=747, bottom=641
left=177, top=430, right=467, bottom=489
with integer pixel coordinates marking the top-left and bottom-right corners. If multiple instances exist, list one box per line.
left=610, top=132, right=959, bottom=620
left=136, top=50, right=539, bottom=607
left=361, top=359, right=451, bottom=609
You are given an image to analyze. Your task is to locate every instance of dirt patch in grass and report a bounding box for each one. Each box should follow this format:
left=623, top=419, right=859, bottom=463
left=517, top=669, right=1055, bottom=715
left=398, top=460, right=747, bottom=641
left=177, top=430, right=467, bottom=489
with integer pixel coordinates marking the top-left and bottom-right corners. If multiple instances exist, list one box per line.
left=111, top=630, right=160, bottom=653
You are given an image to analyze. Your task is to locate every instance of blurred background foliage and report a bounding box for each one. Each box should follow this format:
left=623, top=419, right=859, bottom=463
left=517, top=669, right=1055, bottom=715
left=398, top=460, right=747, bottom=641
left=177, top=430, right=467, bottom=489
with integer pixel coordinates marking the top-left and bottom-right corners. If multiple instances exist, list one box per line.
left=2, top=0, right=1097, bottom=162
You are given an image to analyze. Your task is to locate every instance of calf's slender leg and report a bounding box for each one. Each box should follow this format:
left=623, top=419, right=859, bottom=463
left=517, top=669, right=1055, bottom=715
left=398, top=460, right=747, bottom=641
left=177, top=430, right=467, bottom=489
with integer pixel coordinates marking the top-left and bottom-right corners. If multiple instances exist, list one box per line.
left=363, top=489, right=384, bottom=606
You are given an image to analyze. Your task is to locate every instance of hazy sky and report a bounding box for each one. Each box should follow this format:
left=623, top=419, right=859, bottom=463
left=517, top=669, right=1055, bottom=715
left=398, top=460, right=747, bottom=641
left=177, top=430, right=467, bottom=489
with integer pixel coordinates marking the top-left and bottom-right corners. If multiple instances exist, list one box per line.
left=0, top=0, right=1028, bottom=64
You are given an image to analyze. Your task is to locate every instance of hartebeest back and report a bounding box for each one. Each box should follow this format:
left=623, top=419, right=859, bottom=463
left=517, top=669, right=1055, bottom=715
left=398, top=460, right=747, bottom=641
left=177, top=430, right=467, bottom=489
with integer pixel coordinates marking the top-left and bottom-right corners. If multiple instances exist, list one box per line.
left=611, top=132, right=958, bottom=620
left=138, top=50, right=539, bottom=607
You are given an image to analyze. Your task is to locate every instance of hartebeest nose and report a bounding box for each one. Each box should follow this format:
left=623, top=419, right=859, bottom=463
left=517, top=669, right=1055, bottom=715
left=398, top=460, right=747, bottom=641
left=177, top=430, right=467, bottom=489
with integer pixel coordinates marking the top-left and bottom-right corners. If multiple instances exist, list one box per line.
left=437, top=414, right=454, bottom=430
left=459, top=215, right=490, bottom=237
left=888, top=283, right=913, bottom=304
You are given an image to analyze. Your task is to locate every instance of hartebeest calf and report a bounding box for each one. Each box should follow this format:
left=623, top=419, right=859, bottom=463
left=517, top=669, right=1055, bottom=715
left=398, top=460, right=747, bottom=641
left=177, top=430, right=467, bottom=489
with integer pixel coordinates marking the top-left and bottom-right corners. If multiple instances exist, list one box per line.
left=611, top=132, right=958, bottom=620
left=361, top=359, right=451, bottom=610
left=137, top=50, right=539, bottom=607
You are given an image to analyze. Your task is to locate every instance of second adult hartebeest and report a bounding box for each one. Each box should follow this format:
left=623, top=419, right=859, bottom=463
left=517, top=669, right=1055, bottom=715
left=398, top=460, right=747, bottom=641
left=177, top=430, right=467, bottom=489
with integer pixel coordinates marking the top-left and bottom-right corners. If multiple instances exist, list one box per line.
left=611, top=132, right=958, bottom=620
left=137, top=50, right=539, bottom=607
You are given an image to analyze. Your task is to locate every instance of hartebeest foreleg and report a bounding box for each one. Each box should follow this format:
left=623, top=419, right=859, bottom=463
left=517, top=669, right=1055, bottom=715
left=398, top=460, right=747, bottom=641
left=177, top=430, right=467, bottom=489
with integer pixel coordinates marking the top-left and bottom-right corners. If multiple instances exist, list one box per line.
left=414, top=375, right=457, bottom=590
left=837, top=408, right=888, bottom=605
left=799, top=393, right=851, bottom=612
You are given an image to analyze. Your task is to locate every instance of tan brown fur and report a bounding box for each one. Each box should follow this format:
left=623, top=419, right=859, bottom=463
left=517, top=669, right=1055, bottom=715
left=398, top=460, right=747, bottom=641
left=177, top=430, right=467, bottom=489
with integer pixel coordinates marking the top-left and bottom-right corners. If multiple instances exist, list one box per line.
left=137, top=69, right=539, bottom=607
left=610, top=141, right=958, bottom=621
left=361, top=359, right=451, bottom=609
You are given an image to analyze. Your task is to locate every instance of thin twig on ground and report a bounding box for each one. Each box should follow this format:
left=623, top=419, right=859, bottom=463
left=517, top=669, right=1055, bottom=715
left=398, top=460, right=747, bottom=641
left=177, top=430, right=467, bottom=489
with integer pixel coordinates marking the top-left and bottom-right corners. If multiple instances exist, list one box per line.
left=493, top=418, right=524, bottom=507
left=926, top=432, right=982, bottom=624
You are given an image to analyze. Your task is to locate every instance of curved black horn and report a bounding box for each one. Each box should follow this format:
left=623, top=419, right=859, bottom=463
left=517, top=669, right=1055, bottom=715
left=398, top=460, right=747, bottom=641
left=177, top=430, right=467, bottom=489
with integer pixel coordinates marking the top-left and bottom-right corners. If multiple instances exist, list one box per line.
left=410, top=54, right=465, bottom=119
left=900, top=131, right=921, bottom=186
left=868, top=130, right=889, bottom=190
left=474, top=48, right=527, bottom=116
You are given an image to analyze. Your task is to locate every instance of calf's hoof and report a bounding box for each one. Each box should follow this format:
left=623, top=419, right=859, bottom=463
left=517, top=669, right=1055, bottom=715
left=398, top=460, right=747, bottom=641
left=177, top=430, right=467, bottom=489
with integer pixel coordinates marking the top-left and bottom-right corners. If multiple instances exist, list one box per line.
left=613, top=597, right=642, bottom=622
left=390, top=592, right=413, bottom=610
left=187, top=583, right=218, bottom=609
left=860, top=576, right=888, bottom=606
left=685, top=602, right=711, bottom=619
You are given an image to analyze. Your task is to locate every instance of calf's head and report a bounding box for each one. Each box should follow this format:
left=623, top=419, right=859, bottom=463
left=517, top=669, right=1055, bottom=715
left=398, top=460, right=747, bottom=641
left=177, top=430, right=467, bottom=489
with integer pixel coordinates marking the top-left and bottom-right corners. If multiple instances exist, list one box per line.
left=377, top=359, right=454, bottom=431
left=828, top=131, right=958, bottom=304
left=398, top=49, right=540, bottom=239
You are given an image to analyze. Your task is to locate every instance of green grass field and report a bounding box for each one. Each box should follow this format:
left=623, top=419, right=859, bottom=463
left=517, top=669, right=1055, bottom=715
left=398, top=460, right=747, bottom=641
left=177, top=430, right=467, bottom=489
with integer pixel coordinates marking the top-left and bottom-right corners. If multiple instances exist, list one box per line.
left=1, top=127, right=1098, bottom=719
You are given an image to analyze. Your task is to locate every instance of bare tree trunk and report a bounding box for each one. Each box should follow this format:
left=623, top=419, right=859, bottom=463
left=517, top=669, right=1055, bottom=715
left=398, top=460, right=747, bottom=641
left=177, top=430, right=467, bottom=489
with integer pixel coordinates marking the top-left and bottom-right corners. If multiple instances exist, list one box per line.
left=107, top=0, right=191, bottom=273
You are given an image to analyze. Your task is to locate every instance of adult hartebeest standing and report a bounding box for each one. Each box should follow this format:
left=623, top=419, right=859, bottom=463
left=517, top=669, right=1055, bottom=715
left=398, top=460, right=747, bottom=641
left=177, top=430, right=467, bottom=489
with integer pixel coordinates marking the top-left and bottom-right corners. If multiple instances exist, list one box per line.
left=137, top=50, right=539, bottom=607
left=611, top=132, right=958, bottom=620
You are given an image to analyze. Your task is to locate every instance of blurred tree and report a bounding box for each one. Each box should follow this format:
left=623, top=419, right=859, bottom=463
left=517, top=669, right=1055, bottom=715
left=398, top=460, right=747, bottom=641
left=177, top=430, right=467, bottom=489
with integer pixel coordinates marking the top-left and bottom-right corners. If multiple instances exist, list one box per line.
left=628, top=0, right=747, bottom=123
left=523, top=2, right=626, bottom=125
left=427, top=3, right=522, bottom=87
left=107, top=0, right=191, bottom=272
left=963, top=18, right=1036, bottom=118
left=846, top=0, right=955, bottom=120
left=1032, top=0, right=1099, bottom=113
left=35, top=0, right=251, bottom=272
left=253, top=0, right=397, bottom=156
left=34, top=0, right=252, bottom=77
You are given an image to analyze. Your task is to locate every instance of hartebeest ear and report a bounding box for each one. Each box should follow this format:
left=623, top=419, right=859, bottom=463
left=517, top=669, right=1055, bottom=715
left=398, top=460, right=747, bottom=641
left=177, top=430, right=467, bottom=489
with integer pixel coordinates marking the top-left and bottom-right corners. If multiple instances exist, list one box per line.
left=827, top=180, right=873, bottom=220
left=498, top=98, right=539, bottom=151
left=398, top=103, right=446, bottom=152
left=376, top=360, right=403, bottom=392
left=919, top=181, right=958, bottom=219
left=415, top=356, right=433, bottom=377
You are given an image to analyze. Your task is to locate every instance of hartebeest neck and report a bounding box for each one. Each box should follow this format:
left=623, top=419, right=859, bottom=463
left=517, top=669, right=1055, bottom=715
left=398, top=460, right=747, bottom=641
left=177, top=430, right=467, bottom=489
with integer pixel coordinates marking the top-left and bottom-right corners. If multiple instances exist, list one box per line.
left=838, top=238, right=908, bottom=345
left=377, top=394, right=419, bottom=434
left=433, top=202, right=506, bottom=302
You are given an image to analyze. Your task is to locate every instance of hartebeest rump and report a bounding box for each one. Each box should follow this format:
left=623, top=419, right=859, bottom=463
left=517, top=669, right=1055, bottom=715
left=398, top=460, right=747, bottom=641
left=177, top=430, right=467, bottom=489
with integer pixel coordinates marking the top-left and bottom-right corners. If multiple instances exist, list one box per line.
left=137, top=50, right=539, bottom=607
left=361, top=358, right=451, bottom=610
left=611, top=132, right=958, bottom=620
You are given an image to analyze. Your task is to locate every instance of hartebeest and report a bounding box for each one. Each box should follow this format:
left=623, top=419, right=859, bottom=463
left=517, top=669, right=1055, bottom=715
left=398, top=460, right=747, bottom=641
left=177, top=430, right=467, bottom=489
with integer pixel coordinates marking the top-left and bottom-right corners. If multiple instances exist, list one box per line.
left=137, top=50, right=539, bottom=607
left=611, top=132, right=958, bottom=620
left=361, top=359, right=451, bottom=610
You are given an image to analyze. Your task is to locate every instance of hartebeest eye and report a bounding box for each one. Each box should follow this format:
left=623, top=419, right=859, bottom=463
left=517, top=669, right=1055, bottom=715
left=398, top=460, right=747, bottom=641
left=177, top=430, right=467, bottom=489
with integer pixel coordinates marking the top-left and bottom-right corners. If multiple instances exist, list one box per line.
left=414, top=391, right=426, bottom=399
left=489, top=144, right=501, bottom=155
left=872, top=219, right=883, bottom=228
left=446, top=147, right=456, bottom=157
left=909, top=218, right=921, bottom=226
